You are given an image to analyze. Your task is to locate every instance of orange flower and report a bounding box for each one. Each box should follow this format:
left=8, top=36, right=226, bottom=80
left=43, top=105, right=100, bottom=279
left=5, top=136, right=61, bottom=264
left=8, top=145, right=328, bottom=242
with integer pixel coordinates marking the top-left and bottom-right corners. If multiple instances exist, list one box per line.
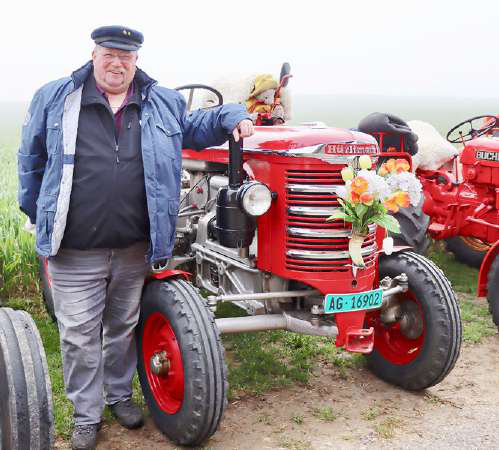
left=394, top=158, right=410, bottom=173
left=351, top=176, right=368, bottom=195
left=384, top=194, right=400, bottom=213
left=394, top=191, right=410, bottom=208
left=384, top=191, right=410, bottom=213
left=378, top=163, right=389, bottom=177
left=385, top=159, right=397, bottom=173
left=350, top=191, right=361, bottom=204
left=360, top=192, right=374, bottom=205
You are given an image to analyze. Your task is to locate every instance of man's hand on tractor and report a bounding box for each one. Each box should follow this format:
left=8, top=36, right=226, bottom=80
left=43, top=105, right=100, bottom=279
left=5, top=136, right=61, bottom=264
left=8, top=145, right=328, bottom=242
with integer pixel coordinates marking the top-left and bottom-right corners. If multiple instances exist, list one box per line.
left=232, top=119, right=254, bottom=142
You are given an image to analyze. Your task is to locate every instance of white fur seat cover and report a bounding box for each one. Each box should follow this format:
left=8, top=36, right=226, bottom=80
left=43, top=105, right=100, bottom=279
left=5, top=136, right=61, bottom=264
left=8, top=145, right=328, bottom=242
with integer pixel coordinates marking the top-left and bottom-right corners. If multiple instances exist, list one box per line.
left=408, top=120, right=458, bottom=171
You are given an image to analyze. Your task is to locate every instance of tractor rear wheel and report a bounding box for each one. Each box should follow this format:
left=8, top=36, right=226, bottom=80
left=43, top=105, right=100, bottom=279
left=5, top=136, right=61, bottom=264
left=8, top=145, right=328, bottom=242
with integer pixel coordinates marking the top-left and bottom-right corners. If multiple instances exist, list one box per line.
left=365, top=251, right=461, bottom=390
left=486, top=255, right=499, bottom=330
left=391, top=199, right=430, bottom=255
left=0, top=307, right=54, bottom=450
left=137, top=279, right=227, bottom=447
left=445, top=236, right=489, bottom=269
left=38, top=256, right=56, bottom=322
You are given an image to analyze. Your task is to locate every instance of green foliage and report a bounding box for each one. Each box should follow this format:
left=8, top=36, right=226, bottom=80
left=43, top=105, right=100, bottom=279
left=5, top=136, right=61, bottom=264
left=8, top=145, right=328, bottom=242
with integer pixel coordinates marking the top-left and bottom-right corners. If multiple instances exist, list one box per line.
left=460, top=295, right=496, bottom=343
left=0, top=132, right=39, bottom=299
left=374, top=417, right=401, bottom=439
left=427, top=240, right=479, bottom=293
left=330, top=193, right=400, bottom=235
left=312, top=405, right=337, bottom=422
left=361, top=406, right=381, bottom=421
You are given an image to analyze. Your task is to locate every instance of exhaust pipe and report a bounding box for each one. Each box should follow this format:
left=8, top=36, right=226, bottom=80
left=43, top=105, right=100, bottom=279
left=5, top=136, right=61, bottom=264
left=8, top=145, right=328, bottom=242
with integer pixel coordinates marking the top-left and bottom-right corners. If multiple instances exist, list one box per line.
left=215, top=313, right=338, bottom=338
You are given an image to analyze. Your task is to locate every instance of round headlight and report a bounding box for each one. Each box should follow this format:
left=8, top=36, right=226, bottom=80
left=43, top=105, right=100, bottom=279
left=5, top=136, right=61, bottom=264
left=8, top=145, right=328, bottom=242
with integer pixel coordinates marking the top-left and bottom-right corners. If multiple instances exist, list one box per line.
left=238, top=182, right=272, bottom=216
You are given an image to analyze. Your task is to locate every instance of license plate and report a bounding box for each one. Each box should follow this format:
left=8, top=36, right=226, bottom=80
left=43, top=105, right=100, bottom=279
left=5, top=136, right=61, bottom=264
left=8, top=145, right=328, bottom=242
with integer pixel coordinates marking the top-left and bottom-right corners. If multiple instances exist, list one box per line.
left=323, top=288, right=383, bottom=314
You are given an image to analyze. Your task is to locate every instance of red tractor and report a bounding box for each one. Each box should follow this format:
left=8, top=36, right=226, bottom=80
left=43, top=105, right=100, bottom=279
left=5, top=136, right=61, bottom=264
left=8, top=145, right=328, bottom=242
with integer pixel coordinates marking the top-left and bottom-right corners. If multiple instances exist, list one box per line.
left=358, top=113, right=499, bottom=330
left=37, top=85, right=462, bottom=446
left=130, top=85, right=462, bottom=446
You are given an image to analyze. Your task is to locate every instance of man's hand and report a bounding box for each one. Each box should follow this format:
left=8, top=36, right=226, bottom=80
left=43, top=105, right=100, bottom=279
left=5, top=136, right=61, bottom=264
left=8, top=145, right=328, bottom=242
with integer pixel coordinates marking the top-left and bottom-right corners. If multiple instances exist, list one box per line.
left=232, top=119, right=254, bottom=142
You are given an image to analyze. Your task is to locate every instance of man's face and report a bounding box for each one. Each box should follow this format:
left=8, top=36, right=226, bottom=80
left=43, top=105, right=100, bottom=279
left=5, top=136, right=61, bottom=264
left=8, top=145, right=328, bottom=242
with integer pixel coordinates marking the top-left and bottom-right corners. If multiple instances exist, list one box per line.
left=92, top=46, right=137, bottom=94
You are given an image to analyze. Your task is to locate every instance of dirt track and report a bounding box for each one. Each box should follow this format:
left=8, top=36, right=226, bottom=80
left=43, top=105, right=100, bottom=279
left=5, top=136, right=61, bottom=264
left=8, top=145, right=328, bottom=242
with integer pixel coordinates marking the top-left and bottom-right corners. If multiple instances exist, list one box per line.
left=55, top=318, right=499, bottom=450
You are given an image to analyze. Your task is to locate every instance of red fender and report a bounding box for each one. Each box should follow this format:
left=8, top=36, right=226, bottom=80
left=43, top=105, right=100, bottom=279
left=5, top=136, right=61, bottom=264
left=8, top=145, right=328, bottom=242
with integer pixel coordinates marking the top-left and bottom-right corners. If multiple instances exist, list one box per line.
left=477, top=240, right=499, bottom=297
left=149, top=269, right=191, bottom=281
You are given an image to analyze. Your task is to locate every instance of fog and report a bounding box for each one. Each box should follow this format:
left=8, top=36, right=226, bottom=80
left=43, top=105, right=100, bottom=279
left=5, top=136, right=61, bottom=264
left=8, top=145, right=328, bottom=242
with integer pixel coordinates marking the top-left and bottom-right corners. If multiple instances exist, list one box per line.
left=2, top=0, right=499, bottom=102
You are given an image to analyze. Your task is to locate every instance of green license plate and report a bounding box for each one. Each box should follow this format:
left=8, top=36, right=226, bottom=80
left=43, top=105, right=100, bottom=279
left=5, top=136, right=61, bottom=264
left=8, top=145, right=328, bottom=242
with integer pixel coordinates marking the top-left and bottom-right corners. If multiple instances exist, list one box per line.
left=323, top=288, right=383, bottom=314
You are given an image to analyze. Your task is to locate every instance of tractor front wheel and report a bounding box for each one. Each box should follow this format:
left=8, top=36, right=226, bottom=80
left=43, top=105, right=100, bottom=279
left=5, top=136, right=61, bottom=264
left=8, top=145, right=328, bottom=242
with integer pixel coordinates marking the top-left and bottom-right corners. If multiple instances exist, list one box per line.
left=366, top=251, right=461, bottom=390
left=137, top=279, right=227, bottom=447
left=486, top=255, right=499, bottom=330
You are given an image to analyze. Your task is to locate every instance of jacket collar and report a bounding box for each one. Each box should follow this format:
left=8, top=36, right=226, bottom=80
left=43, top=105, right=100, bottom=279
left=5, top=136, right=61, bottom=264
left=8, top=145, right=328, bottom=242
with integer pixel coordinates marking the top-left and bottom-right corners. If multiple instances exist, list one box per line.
left=80, top=73, right=141, bottom=108
left=71, top=61, right=157, bottom=98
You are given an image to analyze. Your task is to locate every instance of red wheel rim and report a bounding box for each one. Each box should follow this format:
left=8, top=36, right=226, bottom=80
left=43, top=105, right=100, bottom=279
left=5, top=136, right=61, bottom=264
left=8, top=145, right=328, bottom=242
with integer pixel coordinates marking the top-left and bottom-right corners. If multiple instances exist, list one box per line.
left=142, top=312, right=184, bottom=414
left=367, top=291, right=425, bottom=365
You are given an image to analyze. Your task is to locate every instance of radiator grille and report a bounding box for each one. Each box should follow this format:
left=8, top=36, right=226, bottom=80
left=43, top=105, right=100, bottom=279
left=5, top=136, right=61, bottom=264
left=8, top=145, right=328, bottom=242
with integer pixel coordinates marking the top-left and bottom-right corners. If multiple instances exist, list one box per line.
left=285, top=169, right=377, bottom=272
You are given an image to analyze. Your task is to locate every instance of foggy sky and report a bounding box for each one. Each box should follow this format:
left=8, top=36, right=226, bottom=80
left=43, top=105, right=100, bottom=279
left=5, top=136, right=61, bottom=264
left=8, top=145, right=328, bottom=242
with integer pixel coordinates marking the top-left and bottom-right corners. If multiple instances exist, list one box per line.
left=2, top=0, right=498, bottom=101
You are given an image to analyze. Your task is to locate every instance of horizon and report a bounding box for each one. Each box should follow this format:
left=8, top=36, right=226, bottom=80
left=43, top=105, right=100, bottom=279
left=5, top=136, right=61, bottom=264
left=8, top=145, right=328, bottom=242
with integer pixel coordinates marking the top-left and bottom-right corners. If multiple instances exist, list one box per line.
left=2, top=1, right=499, bottom=102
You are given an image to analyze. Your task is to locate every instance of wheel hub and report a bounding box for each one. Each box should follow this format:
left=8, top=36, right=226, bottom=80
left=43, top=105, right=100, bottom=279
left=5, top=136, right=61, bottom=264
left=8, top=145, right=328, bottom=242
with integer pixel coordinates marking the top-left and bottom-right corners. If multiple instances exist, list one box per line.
left=150, top=351, right=170, bottom=376
left=399, top=302, right=424, bottom=339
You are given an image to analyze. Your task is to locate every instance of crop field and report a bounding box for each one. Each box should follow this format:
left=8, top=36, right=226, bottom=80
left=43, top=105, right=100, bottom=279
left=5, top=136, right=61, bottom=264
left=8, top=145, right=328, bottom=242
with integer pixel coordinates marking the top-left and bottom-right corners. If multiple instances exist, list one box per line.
left=0, top=97, right=496, bottom=444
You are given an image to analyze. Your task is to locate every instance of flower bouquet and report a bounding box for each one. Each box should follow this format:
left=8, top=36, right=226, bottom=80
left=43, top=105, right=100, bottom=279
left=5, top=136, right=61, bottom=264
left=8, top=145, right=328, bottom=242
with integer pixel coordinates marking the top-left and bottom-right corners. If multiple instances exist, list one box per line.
left=329, top=155, right=422, bottom=267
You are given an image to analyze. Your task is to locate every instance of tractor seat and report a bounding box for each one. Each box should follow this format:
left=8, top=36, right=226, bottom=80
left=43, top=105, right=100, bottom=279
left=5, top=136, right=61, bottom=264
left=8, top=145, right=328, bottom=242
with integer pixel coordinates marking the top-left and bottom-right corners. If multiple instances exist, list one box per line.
left=358, top=112, right=419, bottom=156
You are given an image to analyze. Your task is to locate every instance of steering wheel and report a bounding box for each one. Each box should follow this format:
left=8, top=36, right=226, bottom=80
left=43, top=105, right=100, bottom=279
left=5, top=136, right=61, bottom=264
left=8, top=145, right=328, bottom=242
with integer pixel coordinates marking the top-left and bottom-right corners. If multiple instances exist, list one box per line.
left=174, top=84, right=224, bottom=112
left=446, top=115, right=498, bottom=143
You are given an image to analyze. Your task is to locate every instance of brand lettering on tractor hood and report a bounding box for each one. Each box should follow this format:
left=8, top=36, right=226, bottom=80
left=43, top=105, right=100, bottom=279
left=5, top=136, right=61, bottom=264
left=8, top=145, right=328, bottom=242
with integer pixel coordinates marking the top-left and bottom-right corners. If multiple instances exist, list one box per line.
left=476, top=150, right=499, bottom=162
left=324, top=143, right=378, bottom=155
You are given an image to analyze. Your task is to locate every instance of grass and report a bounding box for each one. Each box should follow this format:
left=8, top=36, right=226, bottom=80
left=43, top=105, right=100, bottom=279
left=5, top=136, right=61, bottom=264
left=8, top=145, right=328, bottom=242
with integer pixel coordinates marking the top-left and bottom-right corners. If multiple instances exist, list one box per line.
left=291, top=414, right=305, bottom=425
left=427, top=240, right=479, bottom=294
left=311, top=405, right=337, bottom=422
left=0, top=132, right=39, bottom=299
left=374, top=417, right=402, bottom=439
left=278, top=437, right=311, bottom=450
left=426, top=240, right=496, bottom=343
left=361, top=406, right=381, bottom=421
left=459, top=295, right=496, bottom=343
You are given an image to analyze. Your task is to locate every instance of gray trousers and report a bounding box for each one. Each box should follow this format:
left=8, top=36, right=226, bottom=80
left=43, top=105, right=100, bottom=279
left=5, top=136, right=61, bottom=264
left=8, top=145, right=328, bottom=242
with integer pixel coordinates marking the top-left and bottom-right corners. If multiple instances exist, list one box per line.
left=48, top=242, right=149, bottom=425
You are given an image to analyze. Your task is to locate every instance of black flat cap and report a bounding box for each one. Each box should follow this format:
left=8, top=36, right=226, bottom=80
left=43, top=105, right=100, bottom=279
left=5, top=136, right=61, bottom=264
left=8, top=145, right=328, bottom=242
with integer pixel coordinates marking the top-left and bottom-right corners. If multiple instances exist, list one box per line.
left=91, top=25, right=144, bottom=51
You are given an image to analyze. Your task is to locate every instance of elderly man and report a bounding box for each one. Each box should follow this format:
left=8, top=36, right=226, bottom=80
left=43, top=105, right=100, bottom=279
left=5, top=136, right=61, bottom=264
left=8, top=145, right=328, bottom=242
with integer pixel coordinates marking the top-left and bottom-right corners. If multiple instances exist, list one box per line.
left=18, top=26, right=253, bottom=450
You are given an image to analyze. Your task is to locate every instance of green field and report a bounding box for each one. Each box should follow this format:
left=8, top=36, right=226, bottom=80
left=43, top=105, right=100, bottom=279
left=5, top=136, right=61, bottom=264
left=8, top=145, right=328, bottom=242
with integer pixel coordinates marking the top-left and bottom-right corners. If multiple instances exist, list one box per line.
left=0, top=97, right=496, bottom=439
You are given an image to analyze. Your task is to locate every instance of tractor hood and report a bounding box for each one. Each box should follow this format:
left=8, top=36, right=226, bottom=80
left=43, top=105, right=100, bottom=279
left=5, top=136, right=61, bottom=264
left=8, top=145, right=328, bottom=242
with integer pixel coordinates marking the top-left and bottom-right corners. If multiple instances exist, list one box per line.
left=464, top=136, right=499, bottom=154
left=462, top=136, right=499, bottom=166
left=241, top=126, right=378, bottom=152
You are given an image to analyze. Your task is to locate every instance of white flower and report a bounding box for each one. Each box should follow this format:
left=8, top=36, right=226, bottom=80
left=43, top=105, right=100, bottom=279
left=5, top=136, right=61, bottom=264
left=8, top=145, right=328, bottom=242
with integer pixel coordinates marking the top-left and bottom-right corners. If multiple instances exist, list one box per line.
left=356, top=169, right=391, bottom=201
left=386, top=172, right=422, bottom=206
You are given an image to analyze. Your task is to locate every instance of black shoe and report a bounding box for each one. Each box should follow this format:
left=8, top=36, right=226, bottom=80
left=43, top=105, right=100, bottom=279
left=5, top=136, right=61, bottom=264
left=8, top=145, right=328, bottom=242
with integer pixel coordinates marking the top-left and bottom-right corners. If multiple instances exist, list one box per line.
left=71, top=424, right=99, bottom=450
left=109, top=399, right=144, bottom=429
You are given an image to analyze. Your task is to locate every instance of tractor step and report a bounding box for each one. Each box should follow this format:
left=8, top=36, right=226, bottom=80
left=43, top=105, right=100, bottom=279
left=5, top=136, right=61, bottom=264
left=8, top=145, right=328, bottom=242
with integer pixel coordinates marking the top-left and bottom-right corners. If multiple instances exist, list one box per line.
left=345, top=327, right=374, bottom=353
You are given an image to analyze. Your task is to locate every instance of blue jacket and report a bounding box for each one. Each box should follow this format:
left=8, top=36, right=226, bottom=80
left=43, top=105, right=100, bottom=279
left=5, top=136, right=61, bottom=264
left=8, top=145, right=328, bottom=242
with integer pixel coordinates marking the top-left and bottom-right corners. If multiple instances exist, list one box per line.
left=18, top=61, right=249, bottom=263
